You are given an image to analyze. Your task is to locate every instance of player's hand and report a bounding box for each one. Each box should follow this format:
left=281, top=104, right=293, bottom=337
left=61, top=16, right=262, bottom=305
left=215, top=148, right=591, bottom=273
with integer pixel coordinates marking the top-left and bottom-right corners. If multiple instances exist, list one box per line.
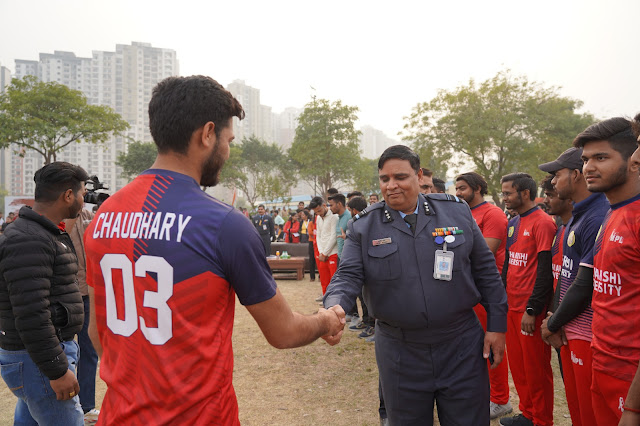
left=483, top=331, right=505, bottom=369
left=521, top=312, right=536, bottom=334
left=320, top=305, right=346, bottom=346
left=541, top=312, right=567, bottom=348
left=318, top=254, right=327, bottom=262
left=50, top=369, right=80, bottom=401
left=619, top=410, right=640, bottom=426
left=337, top=228, right=346, bottom=240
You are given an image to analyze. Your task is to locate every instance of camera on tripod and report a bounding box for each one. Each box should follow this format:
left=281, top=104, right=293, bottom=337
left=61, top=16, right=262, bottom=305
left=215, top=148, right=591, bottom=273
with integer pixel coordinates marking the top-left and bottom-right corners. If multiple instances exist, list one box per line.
left=84, top=175, right=110, bottom=207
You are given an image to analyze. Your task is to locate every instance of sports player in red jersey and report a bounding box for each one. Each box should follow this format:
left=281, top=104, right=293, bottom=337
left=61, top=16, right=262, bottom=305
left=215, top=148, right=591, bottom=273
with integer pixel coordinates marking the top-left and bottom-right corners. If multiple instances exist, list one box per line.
left=499, top=173, right=556, bottom=426
left=539, top=147, right=609, bottom=426
left=455, top=172, right=512, bottom=420
left=622, top=113, right=640, bottom=426
left=562, top=116, right=640, bottom=425
left=84, top=76, right=345, bottom=425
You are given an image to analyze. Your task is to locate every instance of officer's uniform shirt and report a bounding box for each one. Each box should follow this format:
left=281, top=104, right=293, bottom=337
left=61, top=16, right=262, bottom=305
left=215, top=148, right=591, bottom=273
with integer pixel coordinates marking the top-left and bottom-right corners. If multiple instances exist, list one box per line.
left=324, top=193, right=507, bottom=341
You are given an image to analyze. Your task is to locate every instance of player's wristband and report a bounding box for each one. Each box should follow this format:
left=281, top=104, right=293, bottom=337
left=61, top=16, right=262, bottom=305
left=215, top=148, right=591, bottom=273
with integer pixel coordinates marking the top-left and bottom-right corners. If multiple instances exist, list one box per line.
left=624, top=406, right=640, bottom=414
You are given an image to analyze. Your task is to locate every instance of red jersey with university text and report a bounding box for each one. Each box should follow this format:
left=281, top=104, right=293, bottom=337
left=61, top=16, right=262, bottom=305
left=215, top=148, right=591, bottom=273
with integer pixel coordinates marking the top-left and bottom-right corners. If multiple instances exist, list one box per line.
left=471, top=201, right=508, bottom=274
left=551, top=225, right=565, bottom=292
left=84, top=170, right=277, bottom=425
left=591, top=194, right=640, bottom=381
left=505, top=207, right=557, bottom=312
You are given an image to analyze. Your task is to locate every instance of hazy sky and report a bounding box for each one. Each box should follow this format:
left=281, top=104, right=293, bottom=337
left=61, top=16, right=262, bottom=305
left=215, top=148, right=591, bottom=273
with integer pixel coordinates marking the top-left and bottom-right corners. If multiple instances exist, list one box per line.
left=1, top=0, right=638, bottom=139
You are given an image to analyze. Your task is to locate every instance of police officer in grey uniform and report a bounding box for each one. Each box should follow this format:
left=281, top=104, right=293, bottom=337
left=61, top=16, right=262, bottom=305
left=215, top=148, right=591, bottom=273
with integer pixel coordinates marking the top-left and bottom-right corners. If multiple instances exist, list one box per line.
left=252, top=204, right=275, bottom=256
left=324, top=145, right=507, bottom=426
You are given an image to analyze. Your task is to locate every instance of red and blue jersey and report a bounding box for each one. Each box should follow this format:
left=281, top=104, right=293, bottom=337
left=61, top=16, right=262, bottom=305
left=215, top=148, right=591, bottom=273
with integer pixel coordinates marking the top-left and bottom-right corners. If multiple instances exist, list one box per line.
left=505, top=207, right=557, bottom=312
left=84, top=169, right=277, bottom=425
left=558, top=192, right=608, bottom=342
left=592, top=193, right=640, bottom=381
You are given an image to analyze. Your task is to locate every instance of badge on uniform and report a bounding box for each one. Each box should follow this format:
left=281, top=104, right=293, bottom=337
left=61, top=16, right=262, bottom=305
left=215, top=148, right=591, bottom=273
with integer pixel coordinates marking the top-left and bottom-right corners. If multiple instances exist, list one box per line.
left=434, top=249, right=454, bottom=281
left=372, top=237, right=392, bottom=246
left=263, top=224, right=268, bottom=231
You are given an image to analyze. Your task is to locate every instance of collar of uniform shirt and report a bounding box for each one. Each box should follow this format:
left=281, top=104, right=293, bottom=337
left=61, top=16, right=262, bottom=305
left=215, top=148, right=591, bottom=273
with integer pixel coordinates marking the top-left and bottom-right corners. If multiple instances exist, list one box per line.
left=398, top=199, right=419, bottom=229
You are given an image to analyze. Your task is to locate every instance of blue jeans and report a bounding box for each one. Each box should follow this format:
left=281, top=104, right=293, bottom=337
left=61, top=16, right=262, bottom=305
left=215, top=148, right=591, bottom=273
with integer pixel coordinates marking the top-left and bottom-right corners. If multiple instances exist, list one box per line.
left=77, top=295, right=98, bottom=413
left=0, top=340, right=84, bottom=426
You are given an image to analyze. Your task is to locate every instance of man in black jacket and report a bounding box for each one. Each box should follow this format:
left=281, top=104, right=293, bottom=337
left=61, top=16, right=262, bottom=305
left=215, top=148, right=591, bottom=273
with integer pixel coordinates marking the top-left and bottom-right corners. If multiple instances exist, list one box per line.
left=0, top=162, right=88, bottom=425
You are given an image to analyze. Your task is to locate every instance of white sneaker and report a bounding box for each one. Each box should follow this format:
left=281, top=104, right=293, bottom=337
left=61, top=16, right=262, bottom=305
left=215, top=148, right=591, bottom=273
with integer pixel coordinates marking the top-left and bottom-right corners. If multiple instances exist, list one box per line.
left=490, top=401, right=513, bottom=420
left=84, top=409, right=100, bottom=425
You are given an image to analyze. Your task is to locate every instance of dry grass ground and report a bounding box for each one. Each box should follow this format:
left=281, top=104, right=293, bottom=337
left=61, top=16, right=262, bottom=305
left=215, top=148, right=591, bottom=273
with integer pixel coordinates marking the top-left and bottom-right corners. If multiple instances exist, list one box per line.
left=0, top=279, right=572, bottom=425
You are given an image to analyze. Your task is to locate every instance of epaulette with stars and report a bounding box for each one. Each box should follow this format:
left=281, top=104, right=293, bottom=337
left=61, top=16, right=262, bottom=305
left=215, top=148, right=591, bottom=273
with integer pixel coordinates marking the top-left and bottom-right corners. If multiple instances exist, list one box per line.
left=426, top=193, right=465, bottom=203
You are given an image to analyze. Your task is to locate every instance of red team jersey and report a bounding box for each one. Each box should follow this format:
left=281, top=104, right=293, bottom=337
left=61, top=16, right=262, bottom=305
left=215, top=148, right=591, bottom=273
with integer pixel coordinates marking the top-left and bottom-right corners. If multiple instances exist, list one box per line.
left=470, top=201, right=507, bottom=274
left=84, top=170, right=277, bottom=425
left=592, top=194, right=640, bottom=382
left=505, top=208, right=557, bottom=311
left=551, top=225, right=565, bottom=292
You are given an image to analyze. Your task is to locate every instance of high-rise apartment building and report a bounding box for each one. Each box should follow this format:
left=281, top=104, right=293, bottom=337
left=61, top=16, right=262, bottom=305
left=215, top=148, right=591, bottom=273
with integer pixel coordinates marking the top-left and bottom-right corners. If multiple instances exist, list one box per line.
left=4, top=42, right=178, bottom=196
left=360, top=125, right=398, bottom=159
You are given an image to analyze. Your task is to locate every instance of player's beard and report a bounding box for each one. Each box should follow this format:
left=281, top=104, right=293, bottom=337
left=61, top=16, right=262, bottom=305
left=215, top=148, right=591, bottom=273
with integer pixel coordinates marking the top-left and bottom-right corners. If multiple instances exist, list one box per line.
left=588, top=163, right=628, bottom=193
left=200, top=140, right=225, bottom=187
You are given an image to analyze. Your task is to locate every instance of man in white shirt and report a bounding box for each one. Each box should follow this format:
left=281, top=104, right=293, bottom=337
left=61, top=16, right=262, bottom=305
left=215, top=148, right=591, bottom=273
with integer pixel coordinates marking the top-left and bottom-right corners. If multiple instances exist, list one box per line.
left=309, top=196, right=338, bottom=294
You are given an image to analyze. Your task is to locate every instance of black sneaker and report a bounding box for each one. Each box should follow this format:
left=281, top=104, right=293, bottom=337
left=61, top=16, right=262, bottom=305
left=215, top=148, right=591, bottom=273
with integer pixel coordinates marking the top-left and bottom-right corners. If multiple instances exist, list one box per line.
left=499, top=414, right=533, bottom=426
left=358, top=326, right=375, bottom=338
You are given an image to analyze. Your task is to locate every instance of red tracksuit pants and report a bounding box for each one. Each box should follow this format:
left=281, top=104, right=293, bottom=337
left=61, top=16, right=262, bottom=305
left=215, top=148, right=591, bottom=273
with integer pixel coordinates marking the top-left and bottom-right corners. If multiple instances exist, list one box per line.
left=560, top=339, right=596, bottom=426
left=473, top=304, right=510, bottom=405
left=591, top=367, right=632, bottom=424
left=506, top=310, right=554, bottom=426
left=317, top=253, right=337, bottom=294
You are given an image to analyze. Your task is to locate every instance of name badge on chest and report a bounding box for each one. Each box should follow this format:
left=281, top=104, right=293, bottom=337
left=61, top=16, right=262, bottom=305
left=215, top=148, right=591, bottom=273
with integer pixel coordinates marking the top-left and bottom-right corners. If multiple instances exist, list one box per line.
left=434, top=242, right=454, bottom=281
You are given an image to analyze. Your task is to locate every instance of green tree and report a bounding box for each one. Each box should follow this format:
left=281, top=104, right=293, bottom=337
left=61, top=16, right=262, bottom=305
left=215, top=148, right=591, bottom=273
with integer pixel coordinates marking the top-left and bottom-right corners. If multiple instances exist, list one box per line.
left=219, top=136, right=293, bottom=208
left=351, top=157, right=380, bottom=196
left=289, top=99, right=361, bottom=198
left=0, top=76, right=130, bottom=164
left=116, top=141, right=158, bottom=180
left=402, top=70, right=595, bottom=206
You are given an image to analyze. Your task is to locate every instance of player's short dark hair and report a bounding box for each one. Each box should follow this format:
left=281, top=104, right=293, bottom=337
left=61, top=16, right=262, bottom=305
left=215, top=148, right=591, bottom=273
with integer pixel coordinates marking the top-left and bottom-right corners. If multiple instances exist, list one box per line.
left=34, top=162, right=89, bottom=203
left=328, top=193, right=346, bottom=206
left=327, top=188, right=339, bottom=195
left=149, top=75, right=245, bottom=155
left=631, top=113, right=640, bottom=141
left=347, top=196, right=367, bottom=214
left=421, top=168, right=433, bottom=177
left=432, top=177, right=446, bottom=193
left=308, top=196, right=325, bottom=209
left=456, top=172, right=488, bottom=196
left=573, top=117, right=636, bottom=160
left=347, top=191, right=363, bottom=199
left=501, top=173, right=537, bottom=201
left=539, top=175, right=555, bottom=192
left=378, top=145, right=420, bottom=173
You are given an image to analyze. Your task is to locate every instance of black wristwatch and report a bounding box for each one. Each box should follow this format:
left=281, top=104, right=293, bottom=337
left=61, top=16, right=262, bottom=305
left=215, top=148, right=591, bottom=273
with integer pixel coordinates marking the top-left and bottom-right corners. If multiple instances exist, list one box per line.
left=525, top=307, right=535, bottom=316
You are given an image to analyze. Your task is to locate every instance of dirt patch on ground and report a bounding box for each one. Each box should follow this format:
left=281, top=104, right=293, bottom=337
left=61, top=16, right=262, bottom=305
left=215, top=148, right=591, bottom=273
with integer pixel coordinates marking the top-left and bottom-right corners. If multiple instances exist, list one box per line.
left=0, top=279, right=571, bottom=425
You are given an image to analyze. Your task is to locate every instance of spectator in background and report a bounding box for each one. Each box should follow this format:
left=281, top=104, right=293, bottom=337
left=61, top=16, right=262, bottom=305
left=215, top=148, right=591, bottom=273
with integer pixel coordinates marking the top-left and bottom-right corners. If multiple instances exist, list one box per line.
left=309, top=196, right=338, bottom=294
left=298, top=201, right=305, bottom=211
left=347, top=191, right=363, bottom=200
left=1, top=212, right=16, bottom=232
left=282, top=212, right=301, bottom=243
left=65, top=209, right=100, bottom=423
left=329, top=193, right=356, bottom=324
left=252, top=204, right=275, bottom=255
left=418, top=167, right=433, bottom=194
left=432, top=177, right=446, bottom=193
left=369, top=193, right=379, bottom=205
left=303, top=210, right=317, bottom=283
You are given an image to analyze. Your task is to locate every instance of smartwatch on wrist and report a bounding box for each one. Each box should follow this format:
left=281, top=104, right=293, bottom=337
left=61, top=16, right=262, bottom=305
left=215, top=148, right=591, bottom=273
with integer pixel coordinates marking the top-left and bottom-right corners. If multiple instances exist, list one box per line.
left=525, top=307, right=535, bottom=316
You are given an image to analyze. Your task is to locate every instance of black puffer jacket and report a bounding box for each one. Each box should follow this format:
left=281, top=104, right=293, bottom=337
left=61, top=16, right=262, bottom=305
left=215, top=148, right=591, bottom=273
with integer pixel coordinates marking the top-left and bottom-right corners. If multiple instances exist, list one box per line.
left=0, top=206, right=83, bottom=380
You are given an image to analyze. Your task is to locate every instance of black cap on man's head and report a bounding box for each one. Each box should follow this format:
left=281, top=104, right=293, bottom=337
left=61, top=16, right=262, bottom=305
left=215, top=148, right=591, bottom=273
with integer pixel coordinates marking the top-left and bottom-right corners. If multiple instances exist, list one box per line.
left=538, top=147, right=583, bottom=173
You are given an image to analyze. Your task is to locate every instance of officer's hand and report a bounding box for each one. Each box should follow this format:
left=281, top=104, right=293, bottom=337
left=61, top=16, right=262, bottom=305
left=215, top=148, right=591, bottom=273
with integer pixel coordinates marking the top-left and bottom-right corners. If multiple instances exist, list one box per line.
left=521, top=312, right=536, bottom=335
left=619, top=410, right=640, bottom=426
left=320, top=305, right=346, bottom=346
left=50, top=369, right=80, bottom=401
left=483, top=332, right=506, bottom=369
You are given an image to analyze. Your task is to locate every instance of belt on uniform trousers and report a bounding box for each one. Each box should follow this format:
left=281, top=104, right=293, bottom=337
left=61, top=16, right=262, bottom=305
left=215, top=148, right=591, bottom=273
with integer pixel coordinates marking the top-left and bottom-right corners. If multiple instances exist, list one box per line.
left=377, top=312, right=479, bottom=344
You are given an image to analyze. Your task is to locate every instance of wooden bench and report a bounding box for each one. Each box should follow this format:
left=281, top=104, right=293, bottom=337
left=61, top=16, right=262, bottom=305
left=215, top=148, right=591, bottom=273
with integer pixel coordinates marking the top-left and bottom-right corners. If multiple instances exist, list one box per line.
left=266, top=256, right=305, bottom=280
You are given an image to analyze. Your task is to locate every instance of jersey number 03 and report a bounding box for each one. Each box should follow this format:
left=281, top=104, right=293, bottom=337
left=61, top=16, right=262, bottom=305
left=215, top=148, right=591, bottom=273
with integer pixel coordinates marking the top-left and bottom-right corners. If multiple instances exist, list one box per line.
left=100, top=254, right=174, bottom=345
